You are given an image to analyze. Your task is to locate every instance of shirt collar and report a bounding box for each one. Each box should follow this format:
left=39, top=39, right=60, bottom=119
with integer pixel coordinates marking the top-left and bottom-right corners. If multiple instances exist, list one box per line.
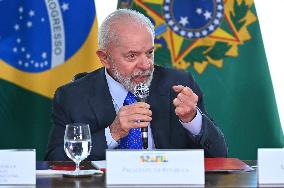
left=105, top=68, right=128, bottom=108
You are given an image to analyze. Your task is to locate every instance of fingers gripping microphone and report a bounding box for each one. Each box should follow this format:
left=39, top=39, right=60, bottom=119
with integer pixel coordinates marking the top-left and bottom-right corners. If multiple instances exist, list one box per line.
left=134, top=83, right=150, bottom=149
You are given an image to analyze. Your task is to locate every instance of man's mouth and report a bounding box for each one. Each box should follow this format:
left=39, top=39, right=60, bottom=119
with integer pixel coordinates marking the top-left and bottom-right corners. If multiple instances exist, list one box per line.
left=132, top=75, right=149, bottom=83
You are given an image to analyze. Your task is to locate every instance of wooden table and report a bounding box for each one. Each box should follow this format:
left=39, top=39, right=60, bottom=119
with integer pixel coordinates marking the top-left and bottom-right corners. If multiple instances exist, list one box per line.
left=34, top=161, right=259, bottom=187
left=36, top=171, right=258, bottom=187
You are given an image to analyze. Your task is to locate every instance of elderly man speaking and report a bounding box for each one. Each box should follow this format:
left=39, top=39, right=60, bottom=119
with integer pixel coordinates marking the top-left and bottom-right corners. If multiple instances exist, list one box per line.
left=45, top=9, right=228, bottom=161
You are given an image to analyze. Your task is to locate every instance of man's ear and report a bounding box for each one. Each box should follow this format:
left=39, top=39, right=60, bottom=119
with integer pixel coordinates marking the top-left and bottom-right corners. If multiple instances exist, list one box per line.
left=96, top=50, right=111, bottom=69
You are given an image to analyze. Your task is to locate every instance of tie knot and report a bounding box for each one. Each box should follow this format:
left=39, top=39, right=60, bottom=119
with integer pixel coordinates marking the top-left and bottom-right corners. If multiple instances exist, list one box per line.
left=124, top=92, right=136, bottom=105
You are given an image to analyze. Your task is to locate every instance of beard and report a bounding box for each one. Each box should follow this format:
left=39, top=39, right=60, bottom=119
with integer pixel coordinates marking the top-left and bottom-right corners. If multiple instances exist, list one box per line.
left=111, top=63, right=154, bottom=93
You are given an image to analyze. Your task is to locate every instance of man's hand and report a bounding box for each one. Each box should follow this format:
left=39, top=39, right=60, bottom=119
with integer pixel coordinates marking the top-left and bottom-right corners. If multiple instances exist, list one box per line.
left=110, top=102, right=152, bottom=141
left=173, top=85, right=198, bottom=123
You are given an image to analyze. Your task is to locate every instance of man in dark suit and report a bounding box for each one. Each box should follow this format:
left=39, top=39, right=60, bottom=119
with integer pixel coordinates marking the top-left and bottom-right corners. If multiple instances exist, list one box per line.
left=45, top=9, right=228, bottom=161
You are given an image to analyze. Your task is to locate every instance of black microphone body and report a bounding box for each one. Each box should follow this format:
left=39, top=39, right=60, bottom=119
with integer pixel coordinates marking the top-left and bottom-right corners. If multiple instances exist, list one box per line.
left=137, top=97, right=148, bottom=149
left=141, top=127, right=148, bottom=149
left=134, top=84, right=149, bottom=150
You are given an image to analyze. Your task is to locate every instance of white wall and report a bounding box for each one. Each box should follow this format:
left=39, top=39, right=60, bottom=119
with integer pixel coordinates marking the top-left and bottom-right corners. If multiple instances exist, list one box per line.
left=95, top=0, right=117, bottom=27
left=95, top=0, right=284, bottom=130
left=254, top=0, right=284, bottom=130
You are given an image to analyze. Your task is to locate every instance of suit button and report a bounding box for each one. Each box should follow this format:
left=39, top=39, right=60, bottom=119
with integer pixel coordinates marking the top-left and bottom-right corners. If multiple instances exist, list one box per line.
left=204, top=141, right=211, bottom=150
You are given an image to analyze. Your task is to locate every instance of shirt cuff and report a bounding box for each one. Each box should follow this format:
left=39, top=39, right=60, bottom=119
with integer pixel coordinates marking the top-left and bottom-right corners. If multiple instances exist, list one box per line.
left=105, top=127, right=119, bottom=149
left=180, top=109, right=202, bottom=135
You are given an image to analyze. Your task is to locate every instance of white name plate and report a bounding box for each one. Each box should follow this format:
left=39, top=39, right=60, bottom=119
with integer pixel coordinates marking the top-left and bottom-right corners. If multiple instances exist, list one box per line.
left=106, top=149, right=204, bottom=186
left=258, top=148, right=284, bottom=185
left=0, top=149, right=36, bottom=185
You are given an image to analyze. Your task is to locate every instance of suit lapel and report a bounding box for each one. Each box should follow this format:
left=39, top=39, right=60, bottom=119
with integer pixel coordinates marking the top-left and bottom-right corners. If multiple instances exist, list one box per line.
left=148, top=66, right=171, bottom=148
left=88, top=69, right=116, bottom=130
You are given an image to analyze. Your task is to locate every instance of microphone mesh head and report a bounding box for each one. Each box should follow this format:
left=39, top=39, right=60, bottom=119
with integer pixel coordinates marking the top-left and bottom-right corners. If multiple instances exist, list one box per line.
left=134, top=83, right=149, bottom=100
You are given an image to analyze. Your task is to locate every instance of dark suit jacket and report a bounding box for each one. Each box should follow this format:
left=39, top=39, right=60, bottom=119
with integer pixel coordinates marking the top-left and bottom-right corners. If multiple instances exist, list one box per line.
left=45, top=65, right=228, bottom=160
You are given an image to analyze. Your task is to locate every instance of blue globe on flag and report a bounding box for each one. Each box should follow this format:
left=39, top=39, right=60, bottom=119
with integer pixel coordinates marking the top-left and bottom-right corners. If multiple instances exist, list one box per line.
left=163, top=0, right=224, bottom=39
left=0, top=0, right=95, bottom=73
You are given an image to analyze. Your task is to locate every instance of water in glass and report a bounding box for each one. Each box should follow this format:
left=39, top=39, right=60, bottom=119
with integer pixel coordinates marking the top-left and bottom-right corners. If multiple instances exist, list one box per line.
left=64, top=123, right=92, bottom=176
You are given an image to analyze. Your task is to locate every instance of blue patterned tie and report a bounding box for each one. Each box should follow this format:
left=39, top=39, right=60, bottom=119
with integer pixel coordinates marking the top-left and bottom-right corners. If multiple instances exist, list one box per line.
left=118, top=92, right=142, bottom=149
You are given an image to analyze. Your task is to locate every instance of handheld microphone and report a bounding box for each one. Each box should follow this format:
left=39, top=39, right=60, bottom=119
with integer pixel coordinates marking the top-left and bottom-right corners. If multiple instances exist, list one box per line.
left=134, top=83, right=150, bottom=150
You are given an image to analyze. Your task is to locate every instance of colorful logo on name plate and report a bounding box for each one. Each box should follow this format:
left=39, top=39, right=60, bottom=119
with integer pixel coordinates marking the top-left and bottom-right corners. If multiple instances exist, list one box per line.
left=140, top=154, right=169, bottom=164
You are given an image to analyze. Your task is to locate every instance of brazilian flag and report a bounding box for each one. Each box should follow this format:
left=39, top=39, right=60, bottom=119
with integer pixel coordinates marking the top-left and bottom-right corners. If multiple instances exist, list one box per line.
left=0, top=0, right=101, bottom=159
left=118, top=0, right=284, bottom=159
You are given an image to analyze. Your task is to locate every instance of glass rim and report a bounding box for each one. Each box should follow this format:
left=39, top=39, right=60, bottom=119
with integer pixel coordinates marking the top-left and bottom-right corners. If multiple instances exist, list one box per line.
left=66, top=123, right=90, bottom=127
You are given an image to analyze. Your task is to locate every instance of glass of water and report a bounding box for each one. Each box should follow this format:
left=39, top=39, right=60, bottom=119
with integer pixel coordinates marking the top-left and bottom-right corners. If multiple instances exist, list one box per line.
left=64, top=123, right=92, bottom=175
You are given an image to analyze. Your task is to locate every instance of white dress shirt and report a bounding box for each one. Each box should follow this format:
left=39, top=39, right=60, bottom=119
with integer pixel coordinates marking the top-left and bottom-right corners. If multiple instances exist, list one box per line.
left=104, top=68, right=202, bottom=149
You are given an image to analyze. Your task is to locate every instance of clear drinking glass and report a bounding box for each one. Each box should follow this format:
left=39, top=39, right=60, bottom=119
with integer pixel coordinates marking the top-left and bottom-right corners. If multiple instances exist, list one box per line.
left=64, top=123, right=92, bottom=176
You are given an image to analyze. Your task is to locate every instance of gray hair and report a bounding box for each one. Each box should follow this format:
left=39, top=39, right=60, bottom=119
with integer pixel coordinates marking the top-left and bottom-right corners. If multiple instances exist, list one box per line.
left=98, top=9, right=155, bottom=50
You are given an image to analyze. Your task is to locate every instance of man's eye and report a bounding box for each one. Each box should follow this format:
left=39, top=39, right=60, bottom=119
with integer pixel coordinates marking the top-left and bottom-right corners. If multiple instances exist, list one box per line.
left=147, top=50, right=154, bottom=57
left=127, top=53, right=136, bottom=60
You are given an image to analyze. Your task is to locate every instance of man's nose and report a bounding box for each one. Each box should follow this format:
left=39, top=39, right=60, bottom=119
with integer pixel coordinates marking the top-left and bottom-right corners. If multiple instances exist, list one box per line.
left=137, top=57, right=152, bottom=70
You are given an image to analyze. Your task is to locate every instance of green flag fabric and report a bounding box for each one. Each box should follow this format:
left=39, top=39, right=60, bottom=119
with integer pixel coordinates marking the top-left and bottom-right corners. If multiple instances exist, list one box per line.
left=0, top=1, right=101, bottom=159
left=118, top=0, right=284, bottom=159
